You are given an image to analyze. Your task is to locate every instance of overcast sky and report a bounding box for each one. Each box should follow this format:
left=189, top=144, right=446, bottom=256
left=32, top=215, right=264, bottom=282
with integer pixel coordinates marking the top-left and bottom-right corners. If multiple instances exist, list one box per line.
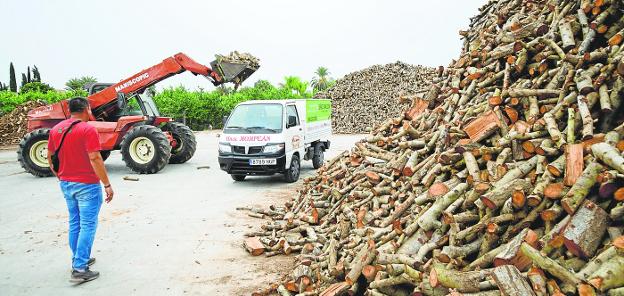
left=0, top=0, right=485, bottom=91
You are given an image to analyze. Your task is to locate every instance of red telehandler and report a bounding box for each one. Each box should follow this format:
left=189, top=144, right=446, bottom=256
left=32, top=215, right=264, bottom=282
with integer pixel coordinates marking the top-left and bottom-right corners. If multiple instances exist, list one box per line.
left=18, top=52, right=258, bottom=176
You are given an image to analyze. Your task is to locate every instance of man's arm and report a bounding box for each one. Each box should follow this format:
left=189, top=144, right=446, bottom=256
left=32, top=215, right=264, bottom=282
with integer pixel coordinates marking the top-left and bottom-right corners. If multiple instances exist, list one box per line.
left=88, top=151, right=114, bottom=203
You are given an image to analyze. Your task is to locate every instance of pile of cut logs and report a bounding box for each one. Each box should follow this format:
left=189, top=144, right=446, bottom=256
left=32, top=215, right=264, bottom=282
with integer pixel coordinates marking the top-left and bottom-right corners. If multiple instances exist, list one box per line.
left=241, top=0, right=624, bottom=295
left=0, top=101, right=46, bottom=146
left=314, top=62, right=437, bottom=134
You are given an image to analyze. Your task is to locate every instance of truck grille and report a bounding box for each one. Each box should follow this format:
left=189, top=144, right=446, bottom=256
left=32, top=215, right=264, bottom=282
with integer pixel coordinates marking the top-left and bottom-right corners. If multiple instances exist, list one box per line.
left=231, top=145, right=263, bottom=154
left=248, top=146, right=263, bottom=154
left=232, top=146, right=245, bottom=154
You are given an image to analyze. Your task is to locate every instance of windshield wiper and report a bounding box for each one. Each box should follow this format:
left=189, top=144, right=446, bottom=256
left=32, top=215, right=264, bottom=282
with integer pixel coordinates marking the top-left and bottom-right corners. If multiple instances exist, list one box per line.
left=247, top=126, right=279, bottom=133
left=225, top=126, right=251, bottom=132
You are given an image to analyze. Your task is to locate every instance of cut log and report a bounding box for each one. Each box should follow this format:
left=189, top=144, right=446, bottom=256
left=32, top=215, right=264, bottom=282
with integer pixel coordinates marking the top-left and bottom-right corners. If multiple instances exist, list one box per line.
left=576, top=245, right=618, bottom=279
left=481, top=179, right=532, bottom=210
left=464, top=110, right=502, bottom=142
left=543, top=183, right=568, bottom=200
left=494, top=228, right=538, bottom=271
left=563, top=201, right=609, bottom=259
left=431, top=262, right=490, bottom=293
left=561, top=162, right=604, bottom=214
left=419, top=183, right=469, bottom=231
left=527, top=267, right=548, bottom=296
left=564, top=144, right=584, bottom=186
left=521, top=242, right=582, bottom=292
left=490, top=265, right=536, bottom=296
left=592, top=142, right=624, bottom=174
left=346, top=240, right=377, bottom=285
left=244, top=237, right=265, bottom=256
left=319, top=282, right=350, bottom=296
left=588, top=254, right=624, bottom=291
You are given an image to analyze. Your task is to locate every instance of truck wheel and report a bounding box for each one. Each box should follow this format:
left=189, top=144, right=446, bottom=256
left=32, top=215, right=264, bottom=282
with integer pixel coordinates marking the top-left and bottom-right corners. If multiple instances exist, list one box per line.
left=17, top=128, right=53, bottom=177
left=231, top=174, right=246, bottom=181
left=312, top=143, right=324, bottom=169
left=100, top=150, right=111, bottom=161
left=120, top=125, right=171, bottom=174
left=284, top=154, right=301, bottom=183
left=163, top=122, right=196, bottom=164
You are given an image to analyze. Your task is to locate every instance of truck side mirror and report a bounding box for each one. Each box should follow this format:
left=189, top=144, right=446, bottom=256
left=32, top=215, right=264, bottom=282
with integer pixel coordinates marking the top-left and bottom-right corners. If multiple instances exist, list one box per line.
left=287, top=115, right=297, bottom=128
left=222, top=115, right=229, bottom=126
left=116, top=92, right=126, bottom=109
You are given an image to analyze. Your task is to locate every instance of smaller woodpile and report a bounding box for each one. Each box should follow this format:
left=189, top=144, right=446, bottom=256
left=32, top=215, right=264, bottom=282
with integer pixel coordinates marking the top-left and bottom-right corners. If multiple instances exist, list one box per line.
left=0, top=101, right=46, bottom=146
left=314, top=62, right=438, bottom=134
left=240, top=0, right=624, bottom=295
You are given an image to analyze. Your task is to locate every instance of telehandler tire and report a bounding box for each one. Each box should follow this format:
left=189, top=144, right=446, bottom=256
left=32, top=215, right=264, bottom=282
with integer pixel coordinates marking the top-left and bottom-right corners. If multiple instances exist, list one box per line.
left=17, top=128, right=53, bottom=177
left=312, top=143, right=324, bottom=169
left=120, top=125, right=171, bottom=174
left=162, top=122, right=196, bottom=164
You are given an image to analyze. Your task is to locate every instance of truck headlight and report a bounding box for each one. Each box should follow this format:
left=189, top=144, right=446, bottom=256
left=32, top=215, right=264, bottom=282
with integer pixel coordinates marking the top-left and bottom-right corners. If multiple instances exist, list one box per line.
left=219, top=143, right=231, bottom=153
left=263, top=143, right=284, bottom=154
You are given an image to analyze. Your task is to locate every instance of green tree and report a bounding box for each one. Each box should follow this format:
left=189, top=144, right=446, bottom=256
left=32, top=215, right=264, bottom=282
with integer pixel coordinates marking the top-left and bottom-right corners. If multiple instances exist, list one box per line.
left=311, top=66, right=333, bottom=92
left=32, top=66, right=41, bottom=82
left=66, top=76, right=97, bottom=91
left=20, top=82, right=54, bottom=93
left=0, top=82, right=7, bottom=91
left=21, top=73, right=28, bottom=87
left=280, top=76, right=309, bottom=97
left=9, top=63, right=17, bottom=92
left=26, top=66, right=31, bottom=83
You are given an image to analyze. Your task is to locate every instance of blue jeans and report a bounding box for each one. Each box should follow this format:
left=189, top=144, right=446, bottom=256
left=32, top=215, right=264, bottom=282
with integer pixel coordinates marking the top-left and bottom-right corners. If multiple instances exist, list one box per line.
left=60, top=181, right=103, bottom=270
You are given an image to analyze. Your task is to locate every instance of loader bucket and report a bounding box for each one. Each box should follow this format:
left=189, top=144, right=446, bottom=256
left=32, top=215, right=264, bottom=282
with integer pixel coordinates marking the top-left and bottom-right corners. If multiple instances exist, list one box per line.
left=210, top=59, right=258, bottom=86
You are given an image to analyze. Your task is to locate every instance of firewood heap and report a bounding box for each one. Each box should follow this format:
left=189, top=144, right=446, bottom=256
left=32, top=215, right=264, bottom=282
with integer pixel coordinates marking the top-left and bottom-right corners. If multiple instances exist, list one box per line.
left=0, top=101, right=46, bottom=146
left=240, top=0, right=624, bottom=295
left=314, top=62, right=437, bottom=134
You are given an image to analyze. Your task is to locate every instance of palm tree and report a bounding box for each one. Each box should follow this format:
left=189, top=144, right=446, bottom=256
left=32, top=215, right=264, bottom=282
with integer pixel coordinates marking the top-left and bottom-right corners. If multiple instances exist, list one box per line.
left=311, top=67, right=332, bottom=92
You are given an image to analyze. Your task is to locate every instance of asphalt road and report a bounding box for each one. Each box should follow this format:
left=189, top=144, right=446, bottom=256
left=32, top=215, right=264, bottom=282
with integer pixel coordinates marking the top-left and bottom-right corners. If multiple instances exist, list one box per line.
left=0, top=131, right=363, bottom=295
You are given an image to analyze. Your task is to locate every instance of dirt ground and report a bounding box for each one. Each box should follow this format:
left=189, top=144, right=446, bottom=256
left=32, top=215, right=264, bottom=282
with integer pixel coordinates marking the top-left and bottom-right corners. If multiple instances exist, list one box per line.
left=0, top=131, right=363, bottom=295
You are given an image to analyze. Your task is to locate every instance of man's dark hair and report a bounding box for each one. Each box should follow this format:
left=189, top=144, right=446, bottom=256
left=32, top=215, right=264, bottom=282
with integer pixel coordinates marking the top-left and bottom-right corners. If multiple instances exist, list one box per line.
left=69, top=97, right=90, bottom=113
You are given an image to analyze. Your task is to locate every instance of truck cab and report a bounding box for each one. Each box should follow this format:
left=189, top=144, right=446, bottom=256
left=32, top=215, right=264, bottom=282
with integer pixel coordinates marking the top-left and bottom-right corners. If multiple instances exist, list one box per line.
left=218, top=99, right=331, bottom=182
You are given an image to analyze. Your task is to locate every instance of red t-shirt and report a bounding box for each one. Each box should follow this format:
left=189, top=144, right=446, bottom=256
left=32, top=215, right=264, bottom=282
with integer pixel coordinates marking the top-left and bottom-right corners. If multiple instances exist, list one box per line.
left=47, top=119, right=102, bottom=184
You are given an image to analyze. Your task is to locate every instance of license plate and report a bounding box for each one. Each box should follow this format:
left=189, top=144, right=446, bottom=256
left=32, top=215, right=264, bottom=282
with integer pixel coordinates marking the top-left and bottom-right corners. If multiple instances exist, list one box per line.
left=249, top=159, right=276, bottom=165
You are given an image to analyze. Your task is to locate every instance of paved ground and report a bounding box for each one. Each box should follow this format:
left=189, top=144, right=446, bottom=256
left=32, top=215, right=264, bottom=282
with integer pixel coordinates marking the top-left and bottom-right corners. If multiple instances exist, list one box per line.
left=0, top=131, right=363, bottom=295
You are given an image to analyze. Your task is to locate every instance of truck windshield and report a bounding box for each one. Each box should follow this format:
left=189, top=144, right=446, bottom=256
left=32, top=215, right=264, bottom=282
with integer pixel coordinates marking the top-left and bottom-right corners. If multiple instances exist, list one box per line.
left=224, top=103, right=283, bottom=134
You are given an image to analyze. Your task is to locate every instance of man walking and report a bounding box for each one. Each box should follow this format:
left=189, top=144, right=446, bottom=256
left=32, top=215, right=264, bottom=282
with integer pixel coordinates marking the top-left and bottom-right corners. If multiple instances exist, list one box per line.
left=46, top=97, right=114, bottom=283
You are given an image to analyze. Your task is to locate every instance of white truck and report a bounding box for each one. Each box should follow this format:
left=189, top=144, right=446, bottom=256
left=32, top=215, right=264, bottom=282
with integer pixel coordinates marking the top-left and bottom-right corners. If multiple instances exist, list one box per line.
left=218, top=99, right=332, bottom=182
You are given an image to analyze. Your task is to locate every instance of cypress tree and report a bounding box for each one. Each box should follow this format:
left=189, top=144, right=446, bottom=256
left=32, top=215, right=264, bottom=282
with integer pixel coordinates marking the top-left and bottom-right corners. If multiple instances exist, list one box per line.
left=9, top=62, right=17, bottom=92
left=27, top=66, right=31, bottom=83
left=21, top=73, right=27, bottom=88
left=33, top=66, right=41, bottom=82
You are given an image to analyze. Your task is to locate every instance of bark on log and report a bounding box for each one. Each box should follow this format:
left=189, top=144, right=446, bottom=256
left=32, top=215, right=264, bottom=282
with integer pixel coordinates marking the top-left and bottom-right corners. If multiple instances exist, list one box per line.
left=520, top=242, right=582, bottom=293
left=491, top=265, right=536, bottom=296
left=593, top=142, right=624, bottom=174
left=419, top=183, right=469, bottom=231
left=561, top=162, right=604, bottom=214
left=563, top=201, right=609, bottom=259
left=588, top=255, right=624, bottom=291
